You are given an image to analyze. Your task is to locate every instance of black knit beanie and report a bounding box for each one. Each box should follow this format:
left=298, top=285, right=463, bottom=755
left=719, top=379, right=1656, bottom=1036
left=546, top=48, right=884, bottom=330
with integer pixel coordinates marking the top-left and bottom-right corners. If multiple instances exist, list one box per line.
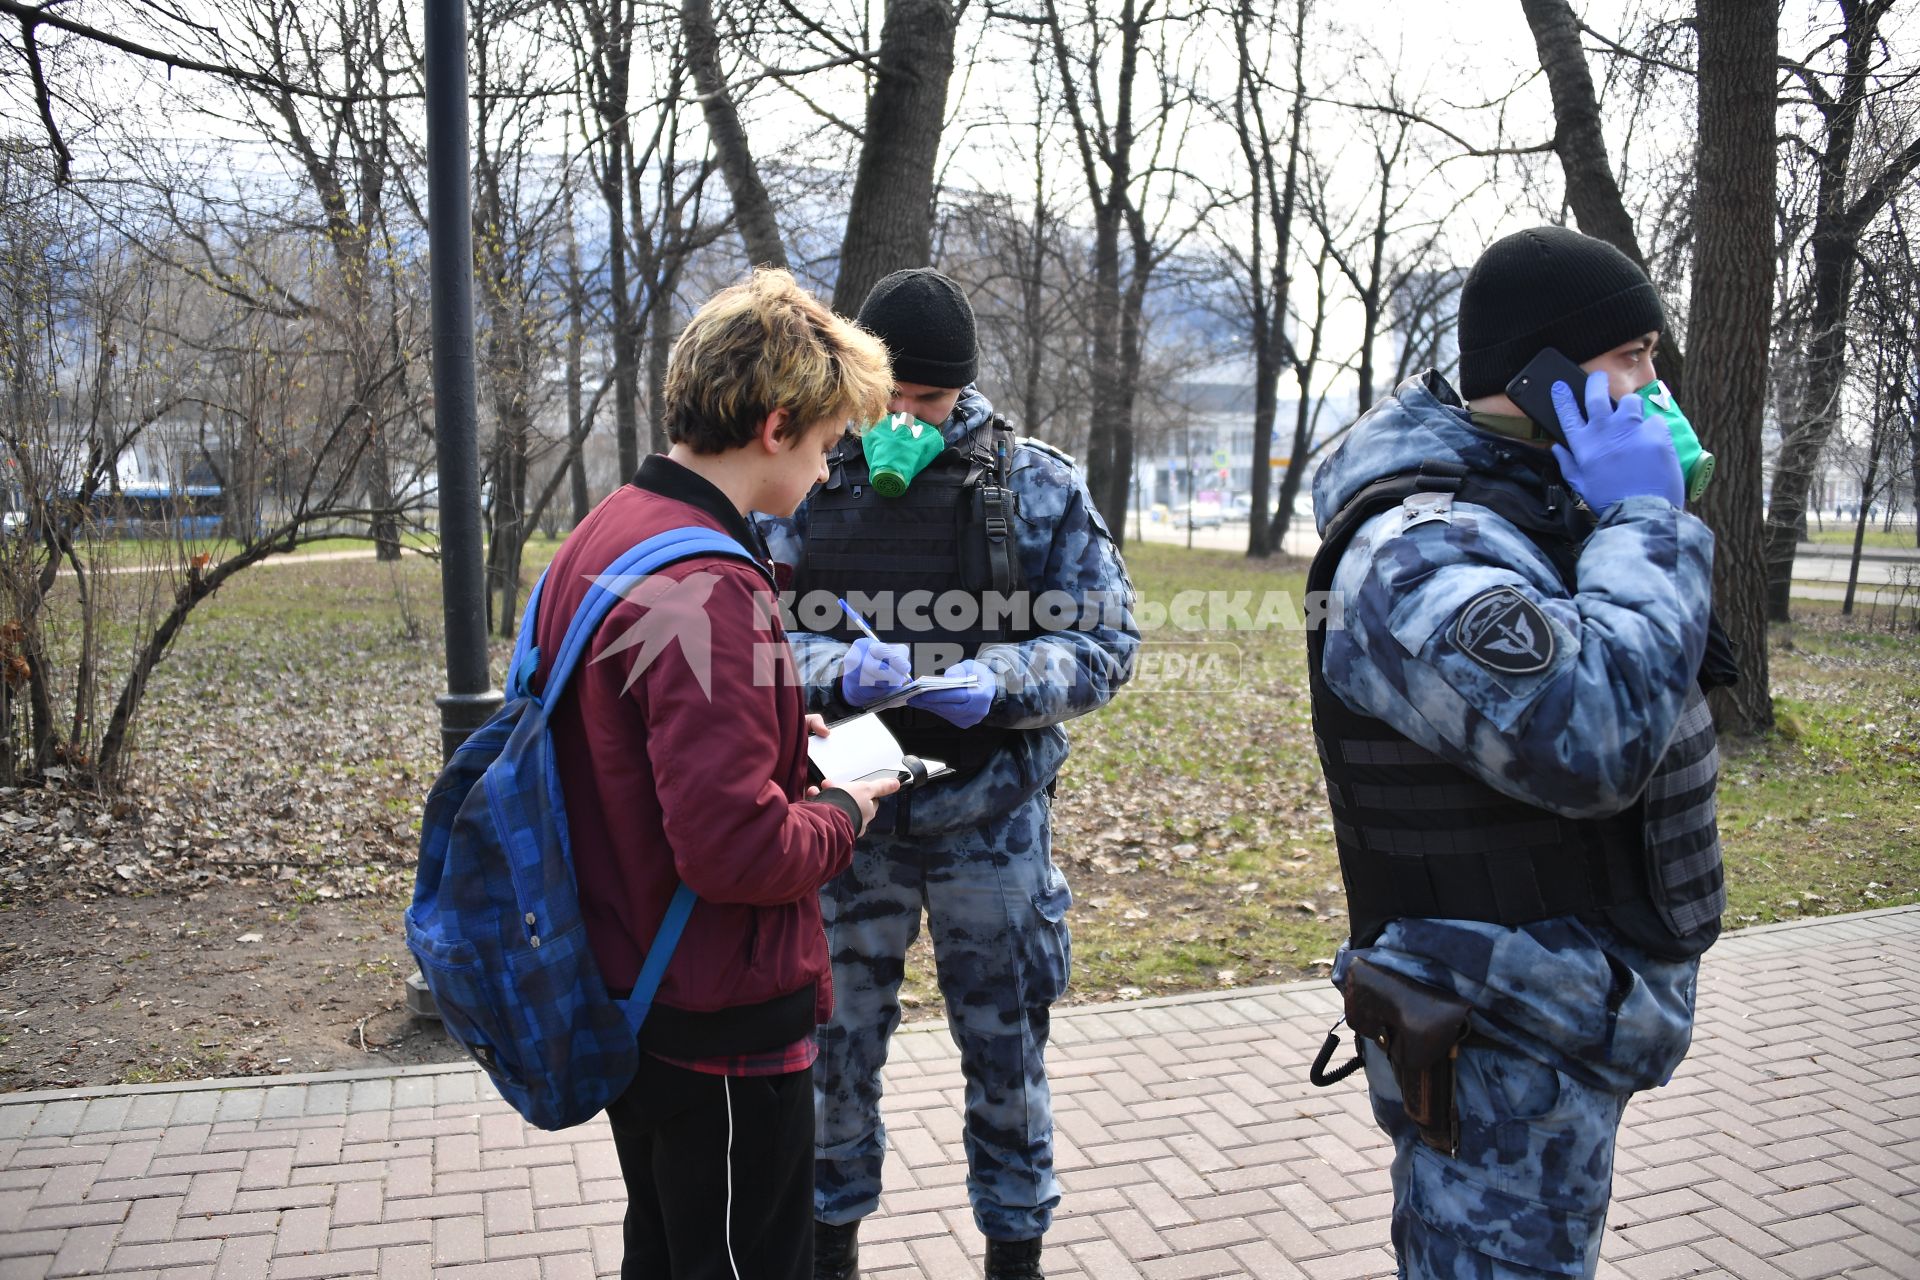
left=1456, top=226, right=1666, bottom=400
left=855, top=268, right=978, bottom=389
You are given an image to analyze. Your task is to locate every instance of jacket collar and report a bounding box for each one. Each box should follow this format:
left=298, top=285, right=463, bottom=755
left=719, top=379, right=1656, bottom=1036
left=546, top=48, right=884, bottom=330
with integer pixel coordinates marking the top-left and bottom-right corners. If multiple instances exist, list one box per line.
left=631, top=454, right=773, bottom=565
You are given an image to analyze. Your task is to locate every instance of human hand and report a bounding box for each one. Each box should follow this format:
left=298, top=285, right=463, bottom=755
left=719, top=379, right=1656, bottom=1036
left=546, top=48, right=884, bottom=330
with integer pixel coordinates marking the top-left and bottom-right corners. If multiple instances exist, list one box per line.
left=1549, top=370, right=1685, bottom=512
left=906, top=658, right=995, bottom=728
left=825, top=773, right=901, bottom=834
left=839, top=638, right=912, bottom=708
left=806, top=714, right=830, bottom=739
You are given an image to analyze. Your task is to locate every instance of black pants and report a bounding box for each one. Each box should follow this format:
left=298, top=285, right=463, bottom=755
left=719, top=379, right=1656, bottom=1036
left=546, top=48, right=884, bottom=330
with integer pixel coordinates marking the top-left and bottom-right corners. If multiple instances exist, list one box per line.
left=604, top=1054, right=814, bottom=1280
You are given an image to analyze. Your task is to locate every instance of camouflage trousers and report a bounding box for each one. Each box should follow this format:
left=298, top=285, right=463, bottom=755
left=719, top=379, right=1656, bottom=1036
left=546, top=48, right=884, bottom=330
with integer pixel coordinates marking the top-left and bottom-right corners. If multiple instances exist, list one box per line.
left=1361, top=1038, right=1628, bottom=1279
left=813, top=790, right=1070, bottom=1241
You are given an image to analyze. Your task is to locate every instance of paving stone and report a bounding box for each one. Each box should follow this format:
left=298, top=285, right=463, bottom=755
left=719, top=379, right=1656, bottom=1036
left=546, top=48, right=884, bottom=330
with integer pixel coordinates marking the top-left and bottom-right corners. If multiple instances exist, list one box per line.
left=0, top=907, right=1914, bottom=1280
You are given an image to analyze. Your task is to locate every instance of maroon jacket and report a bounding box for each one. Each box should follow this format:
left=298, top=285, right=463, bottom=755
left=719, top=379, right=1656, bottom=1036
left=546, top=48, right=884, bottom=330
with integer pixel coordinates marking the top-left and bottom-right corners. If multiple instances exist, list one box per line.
left=541, top=456, right=857, bottom=1057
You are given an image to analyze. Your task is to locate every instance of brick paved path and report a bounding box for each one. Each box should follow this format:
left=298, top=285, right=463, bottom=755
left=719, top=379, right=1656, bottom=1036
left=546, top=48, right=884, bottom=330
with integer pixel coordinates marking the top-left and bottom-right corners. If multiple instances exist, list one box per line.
left=2, top=906, right=1915, bottom=1279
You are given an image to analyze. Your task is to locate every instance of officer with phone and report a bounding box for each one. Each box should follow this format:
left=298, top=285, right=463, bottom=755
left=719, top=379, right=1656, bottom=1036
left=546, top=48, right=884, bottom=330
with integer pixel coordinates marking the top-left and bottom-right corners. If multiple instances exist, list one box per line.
left=1304, top=225, right=1733, bottom=1279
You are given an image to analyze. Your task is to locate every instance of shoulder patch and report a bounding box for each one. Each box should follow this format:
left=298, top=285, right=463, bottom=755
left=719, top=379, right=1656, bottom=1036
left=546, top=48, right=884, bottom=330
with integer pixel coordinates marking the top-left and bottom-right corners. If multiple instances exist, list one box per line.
left=1452, top=586, right=1555, bottom=675
left=1017, top=436, right=1077, bottom=469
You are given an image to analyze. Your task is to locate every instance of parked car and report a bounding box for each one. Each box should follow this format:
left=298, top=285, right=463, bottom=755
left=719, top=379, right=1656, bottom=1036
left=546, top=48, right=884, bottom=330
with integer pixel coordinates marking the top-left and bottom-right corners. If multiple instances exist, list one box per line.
left=1180, top=501, right=1225, bottom=529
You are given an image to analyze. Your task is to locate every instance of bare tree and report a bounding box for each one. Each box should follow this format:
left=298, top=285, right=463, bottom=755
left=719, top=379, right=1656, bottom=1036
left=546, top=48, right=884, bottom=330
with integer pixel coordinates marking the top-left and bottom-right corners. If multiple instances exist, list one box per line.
left=1215, top=0, right=1306, bottom=557
left=463, top=0, right=575, bottom=635
left=1034, top=0, right=1211, bottom=542
left=832, top=0, right=958, bottom=312
left=1762, top=0, right=1920, bottom=621
left=682, top=0, right=964, bottom=313
left=1688, top=0, right=1777, bottom=733
left=152, top=0, right=427, bottom=562
left=1273, top=222, right=1340, bottom=538
left=1839, top=201, right=1919, bottom=613
left=1520, top=0, right=1688, bottom=398
left=937, top=58, right=1095, bottom=449
left=681, top=0, right=789, bottom=269
left=0, top=139, right=419, bottom=786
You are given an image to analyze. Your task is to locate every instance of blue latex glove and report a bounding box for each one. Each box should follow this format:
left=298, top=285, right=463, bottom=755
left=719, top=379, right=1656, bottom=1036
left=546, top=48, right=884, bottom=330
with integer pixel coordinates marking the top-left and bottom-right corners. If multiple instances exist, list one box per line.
left=840, top=637, right=913, bottom=708
left=1549, top=370, right=1686, bottom=512
left=906, top=658, right=996, bottom=729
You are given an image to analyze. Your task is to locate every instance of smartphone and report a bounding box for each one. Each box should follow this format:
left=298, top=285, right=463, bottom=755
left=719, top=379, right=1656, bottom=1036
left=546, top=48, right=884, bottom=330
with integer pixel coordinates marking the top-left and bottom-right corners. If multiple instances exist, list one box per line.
left=1503, top=348, right=1604, bottom=449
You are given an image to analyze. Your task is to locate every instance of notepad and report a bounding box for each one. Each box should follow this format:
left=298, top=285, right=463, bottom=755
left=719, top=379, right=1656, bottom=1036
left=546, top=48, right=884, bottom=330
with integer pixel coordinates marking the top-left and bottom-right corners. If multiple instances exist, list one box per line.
left=854, top=670, right=981, bottom=715
left=807, top=711, right=952, bottom=788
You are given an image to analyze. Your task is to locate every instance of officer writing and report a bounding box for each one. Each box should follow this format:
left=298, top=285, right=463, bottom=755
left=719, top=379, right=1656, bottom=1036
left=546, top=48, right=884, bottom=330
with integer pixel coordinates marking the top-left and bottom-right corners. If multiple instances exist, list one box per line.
left=756, top=267, right=1139, bottom=1280
left=1305, top=226, right=1731, bottom=1279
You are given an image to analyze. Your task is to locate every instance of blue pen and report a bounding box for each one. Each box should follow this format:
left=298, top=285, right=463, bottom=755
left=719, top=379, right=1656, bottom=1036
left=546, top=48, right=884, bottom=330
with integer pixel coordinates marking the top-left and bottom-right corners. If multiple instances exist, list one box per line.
left=838, top=598, right=884, bottom=644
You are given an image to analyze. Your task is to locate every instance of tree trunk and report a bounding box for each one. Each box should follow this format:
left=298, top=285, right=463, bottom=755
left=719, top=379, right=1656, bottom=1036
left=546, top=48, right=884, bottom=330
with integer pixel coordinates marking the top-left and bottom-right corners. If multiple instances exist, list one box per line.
left=1084, top=201, right=1124, bottom=535
left=681, top=0, right=788, bottom=270
left=96, top=543, right=285, bottom=782
left=1896, top=402, right=1912, bottom=548
left=648, top=286, right=676, bottom=456
left=1236, top=0, right=1305, bottom=559
left=1019, top=185, right=1046, bottom=431
left=606, top=163, right=643, bottom=480
left=1248, top=345, right=1277, bottom=557
left=1689, top=0, right=1777, bottom=733
left=1274, top=391, right=1311, bottom=538
left=1106, top=249, right=1148, bottom=538
left=1843, top=451, right=1879, bottom=615
left=1520, top=0, right=1686, bottom=399
left=565, top=187, right=591, bottom=525
left=833, top=0, right=957, bottom=315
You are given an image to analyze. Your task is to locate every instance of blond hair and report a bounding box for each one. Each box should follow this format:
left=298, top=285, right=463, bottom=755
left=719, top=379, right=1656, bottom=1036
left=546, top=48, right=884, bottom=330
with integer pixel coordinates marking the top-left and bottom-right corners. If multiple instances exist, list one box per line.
left=663, top=269, right=891, bottom=453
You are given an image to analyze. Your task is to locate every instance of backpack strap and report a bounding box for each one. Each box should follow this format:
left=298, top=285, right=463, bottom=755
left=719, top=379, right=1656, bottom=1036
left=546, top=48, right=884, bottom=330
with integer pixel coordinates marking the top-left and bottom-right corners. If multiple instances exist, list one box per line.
left=507, top=572, right=551, bottom=699
left=619, top=882, right=696, bottom=1034
left=509, top=526, right=755, bottom=708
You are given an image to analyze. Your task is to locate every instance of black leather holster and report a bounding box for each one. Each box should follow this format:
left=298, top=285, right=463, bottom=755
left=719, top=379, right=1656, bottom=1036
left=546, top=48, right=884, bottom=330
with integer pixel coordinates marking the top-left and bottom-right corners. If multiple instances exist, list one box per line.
left=1343, top=957, right=1473, bottom=1156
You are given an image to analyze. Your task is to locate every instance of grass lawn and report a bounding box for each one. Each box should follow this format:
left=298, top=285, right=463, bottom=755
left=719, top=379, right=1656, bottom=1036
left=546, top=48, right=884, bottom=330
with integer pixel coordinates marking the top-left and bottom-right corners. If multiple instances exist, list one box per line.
left=1803, top=525, right=1918, bottom=551
left=905, top=541, right=1920, bottom=1009
left=8, top=536, right=1917, bottom=1029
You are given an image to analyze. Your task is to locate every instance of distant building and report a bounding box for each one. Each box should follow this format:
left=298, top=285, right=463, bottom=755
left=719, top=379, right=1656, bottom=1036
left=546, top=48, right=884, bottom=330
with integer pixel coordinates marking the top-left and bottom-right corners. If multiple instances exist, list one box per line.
left=1130, top=380, right=1357, bottom=515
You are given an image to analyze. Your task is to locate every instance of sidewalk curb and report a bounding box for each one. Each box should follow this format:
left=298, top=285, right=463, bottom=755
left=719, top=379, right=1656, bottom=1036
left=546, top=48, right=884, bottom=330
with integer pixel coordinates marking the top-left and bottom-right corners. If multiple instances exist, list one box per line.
left=1795, top=542, right=1920, bottom=563
left=4, top=903, right=1913, bottom=1110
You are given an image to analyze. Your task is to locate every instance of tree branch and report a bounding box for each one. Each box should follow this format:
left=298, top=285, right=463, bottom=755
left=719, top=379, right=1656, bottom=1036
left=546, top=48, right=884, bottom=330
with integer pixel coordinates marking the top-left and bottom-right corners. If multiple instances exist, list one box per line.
left=1577, top=19, right=1694, bottom=78
left=17, top=11, right=73, bottom=183
left=1297, top=92, right=1557, bottom=159
left=1845, top=134, right=1920, bottom=237
left=0, top=0, right=422, bottom=104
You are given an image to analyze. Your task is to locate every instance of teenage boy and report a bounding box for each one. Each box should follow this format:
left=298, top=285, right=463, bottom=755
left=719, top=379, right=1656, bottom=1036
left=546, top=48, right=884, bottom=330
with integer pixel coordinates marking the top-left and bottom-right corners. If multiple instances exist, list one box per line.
left=536, top=269, right=899, bottom=1280
left=1305, top=225, right=1731, bottom=1278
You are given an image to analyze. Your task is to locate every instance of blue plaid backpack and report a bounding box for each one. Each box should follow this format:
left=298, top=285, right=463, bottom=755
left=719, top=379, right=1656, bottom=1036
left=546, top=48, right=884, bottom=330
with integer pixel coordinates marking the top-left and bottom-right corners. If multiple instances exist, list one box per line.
left=407, top=526, right=753, bottom=1130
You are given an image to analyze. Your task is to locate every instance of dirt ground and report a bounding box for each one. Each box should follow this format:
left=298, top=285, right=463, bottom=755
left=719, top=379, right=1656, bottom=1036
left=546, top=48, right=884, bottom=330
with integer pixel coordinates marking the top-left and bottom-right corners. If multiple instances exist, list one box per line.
left=0, top=885, right=464, bottom=1091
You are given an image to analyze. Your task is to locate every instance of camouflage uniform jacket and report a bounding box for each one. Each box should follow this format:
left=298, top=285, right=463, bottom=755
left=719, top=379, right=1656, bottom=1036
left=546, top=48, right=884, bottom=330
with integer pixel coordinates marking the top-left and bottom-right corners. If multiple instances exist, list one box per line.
left=1314, top=373, right=1715, bottom=1096
left=756, top=386, right=1140, bottom=834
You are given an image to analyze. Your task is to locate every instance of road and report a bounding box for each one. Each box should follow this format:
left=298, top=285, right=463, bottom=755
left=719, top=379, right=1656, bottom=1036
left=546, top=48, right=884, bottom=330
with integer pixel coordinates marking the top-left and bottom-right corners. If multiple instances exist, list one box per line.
left=1129, top=516, right=1920, bottom=608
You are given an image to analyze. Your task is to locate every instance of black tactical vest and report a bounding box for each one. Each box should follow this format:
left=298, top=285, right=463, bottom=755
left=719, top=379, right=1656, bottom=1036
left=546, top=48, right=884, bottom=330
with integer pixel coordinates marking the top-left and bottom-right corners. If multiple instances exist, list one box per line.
left=1306, top=456, right=1729, bottom=961
left=792, top=417, right=1029, bottom=775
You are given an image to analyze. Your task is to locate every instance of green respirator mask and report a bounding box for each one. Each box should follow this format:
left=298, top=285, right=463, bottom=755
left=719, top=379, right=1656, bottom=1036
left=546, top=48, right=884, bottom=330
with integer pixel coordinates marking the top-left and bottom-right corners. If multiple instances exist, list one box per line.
left=861, top=412, right=946, bottom=497
left=1637, top=379, right=1714, bottom=502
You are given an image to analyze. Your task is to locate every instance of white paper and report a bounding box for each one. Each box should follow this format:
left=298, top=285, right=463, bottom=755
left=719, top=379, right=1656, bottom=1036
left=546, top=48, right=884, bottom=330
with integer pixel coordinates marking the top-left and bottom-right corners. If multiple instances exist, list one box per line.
left=807, top=712, right=950, bottom=785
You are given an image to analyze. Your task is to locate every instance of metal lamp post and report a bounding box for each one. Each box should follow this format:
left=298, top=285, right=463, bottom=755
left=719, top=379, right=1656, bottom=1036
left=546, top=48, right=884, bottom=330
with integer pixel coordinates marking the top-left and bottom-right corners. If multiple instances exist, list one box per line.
left=425, top=0, right=499, bottom=760
left=414, top=0, right=499, bottom=1020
